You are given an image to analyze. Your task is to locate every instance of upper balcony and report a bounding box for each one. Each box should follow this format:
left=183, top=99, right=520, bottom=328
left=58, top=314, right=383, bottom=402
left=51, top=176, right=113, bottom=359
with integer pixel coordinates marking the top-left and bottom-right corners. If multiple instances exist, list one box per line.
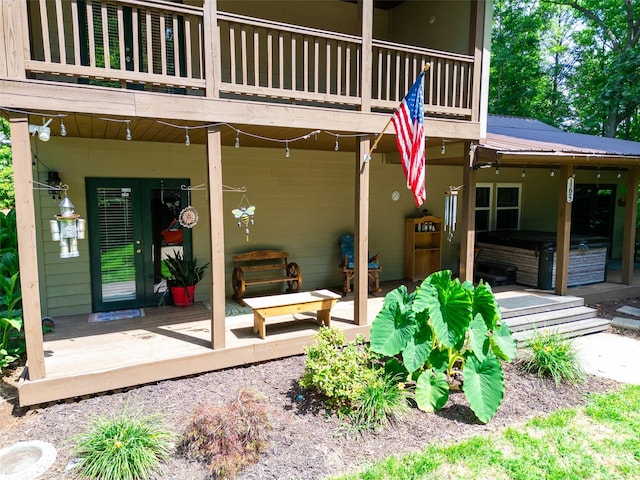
left=2, top=0, right=485, bottom=124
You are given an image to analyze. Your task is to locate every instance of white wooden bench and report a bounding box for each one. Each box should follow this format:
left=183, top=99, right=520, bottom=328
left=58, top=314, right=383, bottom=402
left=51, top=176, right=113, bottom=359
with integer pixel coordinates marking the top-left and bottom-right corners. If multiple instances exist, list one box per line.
left=243, top=289, right=342, bottom=339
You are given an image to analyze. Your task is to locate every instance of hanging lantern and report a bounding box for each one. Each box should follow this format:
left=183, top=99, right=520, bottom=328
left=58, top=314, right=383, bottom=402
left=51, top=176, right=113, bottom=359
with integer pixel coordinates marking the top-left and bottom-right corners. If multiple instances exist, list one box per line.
left=50, top=196, right=85, bottom=258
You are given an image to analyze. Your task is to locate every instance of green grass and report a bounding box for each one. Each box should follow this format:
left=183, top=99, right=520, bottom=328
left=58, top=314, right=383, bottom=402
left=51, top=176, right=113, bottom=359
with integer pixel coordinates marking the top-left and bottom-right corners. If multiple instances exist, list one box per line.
left=330, top=385, right=640, bottom=480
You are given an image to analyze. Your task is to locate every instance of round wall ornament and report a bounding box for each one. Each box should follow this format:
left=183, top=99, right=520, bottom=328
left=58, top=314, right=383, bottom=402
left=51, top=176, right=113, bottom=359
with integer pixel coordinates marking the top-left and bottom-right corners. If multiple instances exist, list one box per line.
left=179, top=206, right=199, bottom=228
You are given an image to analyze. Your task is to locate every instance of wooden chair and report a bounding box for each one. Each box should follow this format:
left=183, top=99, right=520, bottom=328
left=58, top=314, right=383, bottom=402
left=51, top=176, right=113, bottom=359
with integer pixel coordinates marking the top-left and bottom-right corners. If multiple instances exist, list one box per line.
left=338, top=234, right=382, bottom=295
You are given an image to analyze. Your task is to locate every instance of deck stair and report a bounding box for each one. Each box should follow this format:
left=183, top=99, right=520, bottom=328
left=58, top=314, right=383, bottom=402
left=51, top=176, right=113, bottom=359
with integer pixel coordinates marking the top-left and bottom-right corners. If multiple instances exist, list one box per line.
left=495, top=292, right=610, bottom=343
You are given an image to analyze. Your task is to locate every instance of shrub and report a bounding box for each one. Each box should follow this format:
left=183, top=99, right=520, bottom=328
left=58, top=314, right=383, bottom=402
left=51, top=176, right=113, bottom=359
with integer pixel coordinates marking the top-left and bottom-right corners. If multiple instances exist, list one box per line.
left=1, top=210, right=24, bottom=371
left=301, top=327, right=409, bottom=432
left=73, top=411, right=173, bottom=480
left=300, top=327, right=379, bottom=415
left=178, top=387, right=271, bottom=479
left=518, top=330, right=585, bottom=386
left=370, top=270, right=517, bottom=423
left=350, top=372, right=409, bottom=432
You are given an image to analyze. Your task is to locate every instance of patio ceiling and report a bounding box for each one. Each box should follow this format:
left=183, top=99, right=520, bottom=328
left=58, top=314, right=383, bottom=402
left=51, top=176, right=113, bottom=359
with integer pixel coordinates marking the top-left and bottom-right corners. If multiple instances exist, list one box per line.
left=3, top=110, right=460, bottom=158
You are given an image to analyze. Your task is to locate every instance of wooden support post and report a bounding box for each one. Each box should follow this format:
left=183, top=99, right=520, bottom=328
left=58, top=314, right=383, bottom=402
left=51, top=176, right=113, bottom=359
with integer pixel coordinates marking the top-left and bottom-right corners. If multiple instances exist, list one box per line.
left=0, top=0, right=28, bottom=79
left=206, top=126, right=225, bottom=349
left=359, top=0, right=373, bottom=113
left=555, top=165, right=573, bottom=296
left=10, top=114, right=45, bottom=380
left=459, top=143, right=477, bottom=282
left=202, top=0, right=220, bottom=98
left=622, top=167, right=639, bottom=285
left=469, top=0, right=486, bottom=123
left=354, top=137, right=370, bottom=325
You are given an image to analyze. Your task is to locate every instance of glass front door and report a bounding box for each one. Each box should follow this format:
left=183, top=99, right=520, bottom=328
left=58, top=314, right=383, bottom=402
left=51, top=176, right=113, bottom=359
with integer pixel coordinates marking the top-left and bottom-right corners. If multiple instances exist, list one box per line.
left=86, top=178, right=190, bottom=311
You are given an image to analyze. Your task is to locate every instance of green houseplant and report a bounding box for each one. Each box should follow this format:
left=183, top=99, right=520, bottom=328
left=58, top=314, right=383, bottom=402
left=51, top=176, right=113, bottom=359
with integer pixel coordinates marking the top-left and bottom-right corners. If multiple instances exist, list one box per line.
left=164, top=250, right=209, bottom=307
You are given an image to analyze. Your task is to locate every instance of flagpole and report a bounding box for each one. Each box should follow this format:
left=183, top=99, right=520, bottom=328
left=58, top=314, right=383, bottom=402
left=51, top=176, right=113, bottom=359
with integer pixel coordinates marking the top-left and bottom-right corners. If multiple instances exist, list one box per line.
left=365, top=63, right=430, bottom=161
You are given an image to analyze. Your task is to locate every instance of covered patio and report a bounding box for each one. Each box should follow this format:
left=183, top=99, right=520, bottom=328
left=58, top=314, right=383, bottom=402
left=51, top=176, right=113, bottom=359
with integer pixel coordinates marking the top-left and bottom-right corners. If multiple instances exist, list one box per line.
left=19, top=265, right=640, bottom=407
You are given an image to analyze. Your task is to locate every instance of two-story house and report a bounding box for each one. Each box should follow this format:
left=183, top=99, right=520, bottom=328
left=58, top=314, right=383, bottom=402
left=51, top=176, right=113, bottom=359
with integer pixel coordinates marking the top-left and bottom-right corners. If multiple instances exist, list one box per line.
left=11, top=1, right=639, bottom=406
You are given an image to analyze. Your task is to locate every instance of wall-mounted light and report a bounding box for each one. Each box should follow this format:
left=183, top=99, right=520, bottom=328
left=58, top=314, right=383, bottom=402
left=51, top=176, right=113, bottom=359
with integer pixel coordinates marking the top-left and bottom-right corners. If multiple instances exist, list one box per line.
left=29, top=119, right=52, bottom=142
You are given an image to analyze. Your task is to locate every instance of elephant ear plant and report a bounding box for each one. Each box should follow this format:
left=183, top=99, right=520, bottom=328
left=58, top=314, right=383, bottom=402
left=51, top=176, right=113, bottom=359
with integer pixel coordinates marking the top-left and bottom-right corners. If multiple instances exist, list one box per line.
left=370, top=270, right=517, bottom=423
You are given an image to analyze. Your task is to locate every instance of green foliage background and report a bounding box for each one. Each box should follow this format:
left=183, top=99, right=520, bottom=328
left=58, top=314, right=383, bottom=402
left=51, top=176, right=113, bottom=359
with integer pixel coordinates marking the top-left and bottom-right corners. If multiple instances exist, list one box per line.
left=490, top=0, right=640, bottom=141
left=0, top=118, right=13, bottom=210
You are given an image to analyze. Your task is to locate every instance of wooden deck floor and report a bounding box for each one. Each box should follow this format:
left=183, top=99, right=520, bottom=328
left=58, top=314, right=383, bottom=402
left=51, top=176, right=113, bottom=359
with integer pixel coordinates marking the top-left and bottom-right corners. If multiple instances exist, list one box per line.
left=18, top=270, right=640, bottom=406
left=18, top=293, right=387, bottom=406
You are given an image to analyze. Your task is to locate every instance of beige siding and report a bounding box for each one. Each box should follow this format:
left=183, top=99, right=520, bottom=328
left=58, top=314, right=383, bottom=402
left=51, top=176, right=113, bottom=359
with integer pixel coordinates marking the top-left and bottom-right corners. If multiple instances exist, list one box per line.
left=34, top=136, right=468, bottom=317
left=389, top=1, right=472, bottom=55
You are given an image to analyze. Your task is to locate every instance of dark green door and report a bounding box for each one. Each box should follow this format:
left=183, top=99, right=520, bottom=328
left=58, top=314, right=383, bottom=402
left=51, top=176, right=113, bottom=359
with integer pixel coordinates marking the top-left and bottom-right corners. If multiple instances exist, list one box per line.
left=86, top=178, right=190, bottom=311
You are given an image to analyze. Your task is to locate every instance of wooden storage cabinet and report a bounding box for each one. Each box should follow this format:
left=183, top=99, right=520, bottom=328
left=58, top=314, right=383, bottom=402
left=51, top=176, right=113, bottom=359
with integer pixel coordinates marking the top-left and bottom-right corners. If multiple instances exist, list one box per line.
left=404, top=216, right=443, bottom=282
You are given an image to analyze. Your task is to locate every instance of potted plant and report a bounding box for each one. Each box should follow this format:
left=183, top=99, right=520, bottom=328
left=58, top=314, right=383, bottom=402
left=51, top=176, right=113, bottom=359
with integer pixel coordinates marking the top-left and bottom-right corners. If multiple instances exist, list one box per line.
left=164, top=249, right=209, bottom=307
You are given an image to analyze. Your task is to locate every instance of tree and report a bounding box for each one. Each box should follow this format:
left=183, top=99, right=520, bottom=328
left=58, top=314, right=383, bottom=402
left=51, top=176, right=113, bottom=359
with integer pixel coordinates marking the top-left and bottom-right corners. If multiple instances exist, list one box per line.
left=554, top=0, right=640, bottom=139
left=0, top=118, right=13, bottom=210
left=489, top=0, right=571, bottom=127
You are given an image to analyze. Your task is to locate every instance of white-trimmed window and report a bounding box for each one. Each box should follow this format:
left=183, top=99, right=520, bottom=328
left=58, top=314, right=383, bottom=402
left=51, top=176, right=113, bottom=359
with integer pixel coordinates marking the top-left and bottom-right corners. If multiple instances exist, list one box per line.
left=475, top=183, right=493, bottom=232
left=475, top=183, right=522, bottom=231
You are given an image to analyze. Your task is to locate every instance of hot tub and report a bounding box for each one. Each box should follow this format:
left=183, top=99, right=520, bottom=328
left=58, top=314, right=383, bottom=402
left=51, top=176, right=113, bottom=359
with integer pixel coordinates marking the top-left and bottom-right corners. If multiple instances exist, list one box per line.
left=476, top=230, right=609, bottom=289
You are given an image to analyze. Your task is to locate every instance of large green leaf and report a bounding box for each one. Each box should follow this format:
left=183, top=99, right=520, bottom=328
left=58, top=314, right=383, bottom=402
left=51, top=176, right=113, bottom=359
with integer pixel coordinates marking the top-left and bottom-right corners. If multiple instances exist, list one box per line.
left=415, top=370, right=449, bottom=413
left=428, top=347, right=449, bottom=373
left=419, top=271, right=472, bottom=348
left=468, top=313, right=490, bottom=362
left=473, top=281, right=501, bottom=330
left=462, top=353, right=505, bottom=423
left=490, top=322, right=517, bottom=362
left=0, top=317, right=22, bottom=331
left=384, top=358, right=409, bottom=379
left=370, top=286, right=416, bottom=356
left=402, top=322, right=433, bottom=373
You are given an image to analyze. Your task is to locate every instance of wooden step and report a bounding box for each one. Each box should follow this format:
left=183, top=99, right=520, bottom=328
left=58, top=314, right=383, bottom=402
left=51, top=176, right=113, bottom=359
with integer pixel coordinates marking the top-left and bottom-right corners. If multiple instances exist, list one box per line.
left=505, top=305, right=597, bottom=332
left=496, top=293, right=584, bottom=319
left=513, top=317, right=611, bottom=344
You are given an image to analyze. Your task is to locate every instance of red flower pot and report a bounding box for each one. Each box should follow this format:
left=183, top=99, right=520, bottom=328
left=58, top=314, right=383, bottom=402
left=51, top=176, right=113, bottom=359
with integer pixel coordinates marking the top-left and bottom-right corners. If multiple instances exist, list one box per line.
left=170, top=285, right=196, bottom=307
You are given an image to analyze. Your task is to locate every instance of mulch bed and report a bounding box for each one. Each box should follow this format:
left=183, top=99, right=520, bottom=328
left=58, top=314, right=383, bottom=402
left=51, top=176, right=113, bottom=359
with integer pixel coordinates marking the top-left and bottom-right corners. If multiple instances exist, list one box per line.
left=0, top=295, right=637, bottom=479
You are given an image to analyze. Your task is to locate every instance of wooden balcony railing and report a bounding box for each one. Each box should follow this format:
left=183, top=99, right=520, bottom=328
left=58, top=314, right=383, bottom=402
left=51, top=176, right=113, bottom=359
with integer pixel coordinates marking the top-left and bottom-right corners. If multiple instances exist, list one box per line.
left=20, top=0, right=476, bottom=119
left=25, top=0, right=206, bottom=91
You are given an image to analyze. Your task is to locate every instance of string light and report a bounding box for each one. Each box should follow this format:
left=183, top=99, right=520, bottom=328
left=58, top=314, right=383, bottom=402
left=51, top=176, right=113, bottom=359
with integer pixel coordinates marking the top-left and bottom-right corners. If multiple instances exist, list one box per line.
left=441, top=139, right=446, bottom=155
left=235, top=132, right=240, bottom=148
left=125, top=120, right=132, bottom=141
left=617, top=170, right=622, bottom=179
left=521, top=167, right=526, bottom=178
left=596, top=167, right=601, bottom=179
left=184, top=128, right=190, bottom=146
left=550, top=168, right=555, bottom=177
left=335, top=135, right=339, bottom=151
left=285, top=140, right=290, bottom=158
left=495, top=164, right=500, bottom=175
left=59, top=117, right=67, bottom=137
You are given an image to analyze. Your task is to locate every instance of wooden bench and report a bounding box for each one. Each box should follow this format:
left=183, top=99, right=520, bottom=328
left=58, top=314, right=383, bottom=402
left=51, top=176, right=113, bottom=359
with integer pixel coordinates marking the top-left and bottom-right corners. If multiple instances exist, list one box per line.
left=231, top=250, right=302, bottom=302
left=243, top=289, right=341, bottom=339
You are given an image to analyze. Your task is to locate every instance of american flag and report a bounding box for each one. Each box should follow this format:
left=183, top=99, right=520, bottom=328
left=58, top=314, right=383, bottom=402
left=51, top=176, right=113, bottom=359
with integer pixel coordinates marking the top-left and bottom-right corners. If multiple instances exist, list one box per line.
left=391, top=71, right=426, bottom=207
